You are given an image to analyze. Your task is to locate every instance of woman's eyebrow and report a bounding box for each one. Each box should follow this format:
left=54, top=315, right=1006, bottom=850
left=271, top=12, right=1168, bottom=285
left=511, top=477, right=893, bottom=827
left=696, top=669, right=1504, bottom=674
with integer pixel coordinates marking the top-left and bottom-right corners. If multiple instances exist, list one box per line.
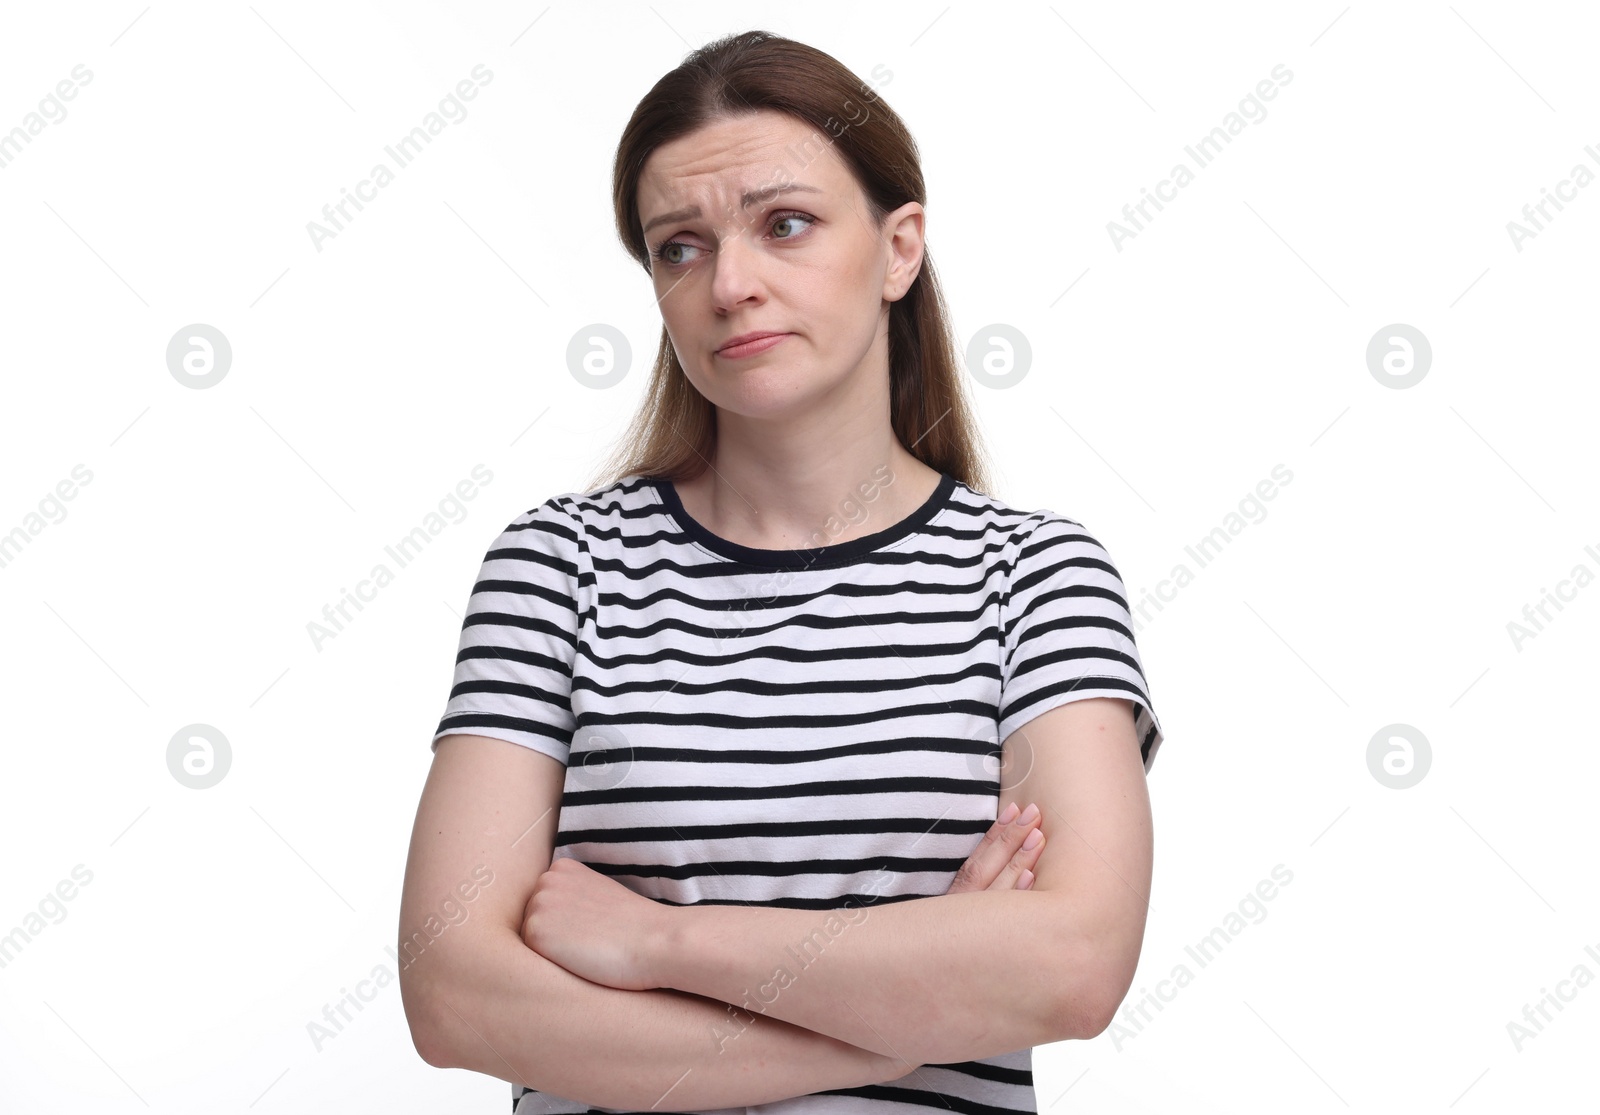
left=643, top=183, right=824, bottom=235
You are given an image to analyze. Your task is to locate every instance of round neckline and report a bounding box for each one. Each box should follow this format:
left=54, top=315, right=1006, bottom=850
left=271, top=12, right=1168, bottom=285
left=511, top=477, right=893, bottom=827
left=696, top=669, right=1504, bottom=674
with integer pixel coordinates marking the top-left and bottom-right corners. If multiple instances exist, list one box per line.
left=649, top=472, right=957, bottom=570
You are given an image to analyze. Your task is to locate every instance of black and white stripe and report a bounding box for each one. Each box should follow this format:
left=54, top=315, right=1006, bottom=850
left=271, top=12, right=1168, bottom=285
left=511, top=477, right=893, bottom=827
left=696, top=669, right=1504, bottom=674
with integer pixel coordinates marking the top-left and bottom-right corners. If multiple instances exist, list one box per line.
left=433, top=472, right=1165, bottom=1115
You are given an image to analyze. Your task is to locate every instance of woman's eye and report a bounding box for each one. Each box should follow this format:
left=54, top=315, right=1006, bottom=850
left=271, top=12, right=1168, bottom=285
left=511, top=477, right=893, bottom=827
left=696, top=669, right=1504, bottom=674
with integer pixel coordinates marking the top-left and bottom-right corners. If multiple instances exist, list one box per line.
left=653, top=241, right=701, bottom=266
left=770, top=212, right=814, bottom=239
left=650, top=212, right=815, bottom=268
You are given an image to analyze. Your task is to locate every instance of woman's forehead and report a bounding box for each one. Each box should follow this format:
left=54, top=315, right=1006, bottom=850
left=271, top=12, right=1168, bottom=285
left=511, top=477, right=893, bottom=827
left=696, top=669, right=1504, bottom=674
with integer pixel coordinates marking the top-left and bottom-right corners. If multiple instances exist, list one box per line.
left=640, top=117, right=847, bottom=208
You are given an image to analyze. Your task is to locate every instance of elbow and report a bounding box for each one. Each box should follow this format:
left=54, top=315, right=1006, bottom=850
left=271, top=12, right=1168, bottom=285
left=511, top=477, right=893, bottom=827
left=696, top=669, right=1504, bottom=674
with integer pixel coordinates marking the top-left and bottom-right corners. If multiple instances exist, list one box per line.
left=1054, top=939, right=1134, bottom=1042
left=399, top=964, right=456, bottom=1069
left=412, top=1017, right=454, bottom=1071
left=1068, top=991, right=1118, bottom=1041
left=1052, top=974, right=1119, bottom=1042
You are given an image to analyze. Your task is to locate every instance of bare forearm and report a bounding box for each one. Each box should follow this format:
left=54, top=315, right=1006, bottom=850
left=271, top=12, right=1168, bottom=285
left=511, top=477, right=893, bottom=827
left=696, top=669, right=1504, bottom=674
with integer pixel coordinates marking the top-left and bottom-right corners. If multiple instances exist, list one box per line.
left=651, top=890, right=1090, bottom=1066
left=420, top=928, right=911, bottom=1109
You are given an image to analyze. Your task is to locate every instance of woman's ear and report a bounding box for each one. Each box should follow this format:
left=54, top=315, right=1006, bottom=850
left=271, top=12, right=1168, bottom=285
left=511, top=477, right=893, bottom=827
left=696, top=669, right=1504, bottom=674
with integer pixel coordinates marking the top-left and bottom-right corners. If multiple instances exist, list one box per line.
left=882, top=202, right=925, bottom=301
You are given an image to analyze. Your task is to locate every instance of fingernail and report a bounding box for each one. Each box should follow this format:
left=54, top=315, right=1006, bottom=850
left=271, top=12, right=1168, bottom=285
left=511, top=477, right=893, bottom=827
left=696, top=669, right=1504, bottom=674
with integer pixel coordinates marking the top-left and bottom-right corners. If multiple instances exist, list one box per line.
left=998, top=802, right=1019, bottom=825
left=1019, top=870, right=1034, bottom=889
left=1022, top=828, right=1043, bottom=850
left=1016, top=802, right=1040, bottom=825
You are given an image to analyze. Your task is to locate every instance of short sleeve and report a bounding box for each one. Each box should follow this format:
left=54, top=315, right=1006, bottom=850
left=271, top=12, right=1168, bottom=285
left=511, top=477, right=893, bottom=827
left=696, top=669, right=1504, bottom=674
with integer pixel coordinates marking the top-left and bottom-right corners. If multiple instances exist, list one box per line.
left=431, top=497, right=587, bottom=764
left=998, top=514, right=1166, bottom=771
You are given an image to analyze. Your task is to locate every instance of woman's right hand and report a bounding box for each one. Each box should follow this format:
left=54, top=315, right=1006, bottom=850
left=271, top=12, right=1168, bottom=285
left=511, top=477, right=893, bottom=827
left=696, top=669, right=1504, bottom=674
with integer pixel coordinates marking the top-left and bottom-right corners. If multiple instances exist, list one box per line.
left=945, top=801, right=1045, bottom=895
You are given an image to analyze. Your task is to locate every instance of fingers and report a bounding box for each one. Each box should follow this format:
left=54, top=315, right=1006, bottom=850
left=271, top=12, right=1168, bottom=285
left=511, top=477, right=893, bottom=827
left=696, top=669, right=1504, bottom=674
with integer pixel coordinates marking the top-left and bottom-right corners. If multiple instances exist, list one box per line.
left=1014, top=828, right=1044, bottom=889
left=971, top=802, right=1044, bottom=892
left=991, top=807, right=1046, bottom=891
left=946, top=801, right=1049, bottom=895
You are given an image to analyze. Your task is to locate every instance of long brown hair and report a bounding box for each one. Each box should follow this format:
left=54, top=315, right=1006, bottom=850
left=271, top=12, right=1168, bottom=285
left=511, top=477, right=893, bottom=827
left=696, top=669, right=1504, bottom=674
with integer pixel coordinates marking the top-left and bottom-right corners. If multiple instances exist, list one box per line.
left=584, top=29, right=995, bottom=498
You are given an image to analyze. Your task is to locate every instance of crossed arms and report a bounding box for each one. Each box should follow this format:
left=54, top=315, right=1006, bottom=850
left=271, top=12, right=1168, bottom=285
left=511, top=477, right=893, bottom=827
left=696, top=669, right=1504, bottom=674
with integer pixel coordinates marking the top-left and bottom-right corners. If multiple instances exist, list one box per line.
left=398, top=697, right=1152, bottom=1110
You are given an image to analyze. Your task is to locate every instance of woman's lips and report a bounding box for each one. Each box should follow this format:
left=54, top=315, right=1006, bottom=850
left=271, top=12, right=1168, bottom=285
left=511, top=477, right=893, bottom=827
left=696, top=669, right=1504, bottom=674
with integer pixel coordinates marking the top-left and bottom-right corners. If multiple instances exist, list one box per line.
left=717, top=333, right=791, bottom=359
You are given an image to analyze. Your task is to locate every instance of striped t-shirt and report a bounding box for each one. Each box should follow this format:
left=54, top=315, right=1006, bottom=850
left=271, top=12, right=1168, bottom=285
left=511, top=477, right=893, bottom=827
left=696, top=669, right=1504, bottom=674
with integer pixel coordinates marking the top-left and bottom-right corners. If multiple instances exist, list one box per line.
left=431, top=470, right=1165, bottom=1115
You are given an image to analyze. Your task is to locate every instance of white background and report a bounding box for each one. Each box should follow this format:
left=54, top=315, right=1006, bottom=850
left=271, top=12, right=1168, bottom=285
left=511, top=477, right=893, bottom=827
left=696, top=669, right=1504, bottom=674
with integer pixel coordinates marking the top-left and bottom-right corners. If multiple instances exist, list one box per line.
left=1, top=1, right=1596, bottom=1111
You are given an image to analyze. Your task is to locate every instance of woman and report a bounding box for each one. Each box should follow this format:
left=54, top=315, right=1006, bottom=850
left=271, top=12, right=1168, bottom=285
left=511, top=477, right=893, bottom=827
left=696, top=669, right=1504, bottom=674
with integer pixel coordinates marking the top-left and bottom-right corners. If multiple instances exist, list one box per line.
left=399, top=29, right=1164, bottom=1114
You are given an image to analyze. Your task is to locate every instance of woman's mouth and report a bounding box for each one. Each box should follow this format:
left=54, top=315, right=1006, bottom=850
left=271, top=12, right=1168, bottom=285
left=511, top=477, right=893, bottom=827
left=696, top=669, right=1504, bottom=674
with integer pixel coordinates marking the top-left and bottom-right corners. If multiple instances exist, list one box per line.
left=716, top=333, right=791, bottom=359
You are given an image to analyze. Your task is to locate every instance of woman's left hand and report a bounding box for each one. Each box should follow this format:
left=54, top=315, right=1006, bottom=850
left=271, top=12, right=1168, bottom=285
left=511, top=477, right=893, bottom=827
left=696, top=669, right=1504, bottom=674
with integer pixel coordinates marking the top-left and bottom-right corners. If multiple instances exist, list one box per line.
left=520, top=856, right=670, bottom=991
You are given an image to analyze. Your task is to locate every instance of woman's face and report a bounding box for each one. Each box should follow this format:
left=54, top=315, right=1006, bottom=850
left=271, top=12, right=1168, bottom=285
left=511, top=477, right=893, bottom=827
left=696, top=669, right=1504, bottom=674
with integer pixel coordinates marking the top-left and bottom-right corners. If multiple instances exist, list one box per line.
left=636, top=109, right=922, bottom=423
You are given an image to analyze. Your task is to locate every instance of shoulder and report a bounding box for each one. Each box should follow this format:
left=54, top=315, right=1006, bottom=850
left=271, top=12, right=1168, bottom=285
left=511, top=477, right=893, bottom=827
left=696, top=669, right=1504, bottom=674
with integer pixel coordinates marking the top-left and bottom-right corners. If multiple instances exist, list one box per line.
left=555, top=473, right=665, bottom=533
left=953, top=485, right=1111, bottom=582
left=1014, top=513, right=1117, bottom=574
left=978, top=507, right=1138, bottom=636
left=499, top=474, right=653, bottom=537
left=946, top=481, right=1082, bottom=547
